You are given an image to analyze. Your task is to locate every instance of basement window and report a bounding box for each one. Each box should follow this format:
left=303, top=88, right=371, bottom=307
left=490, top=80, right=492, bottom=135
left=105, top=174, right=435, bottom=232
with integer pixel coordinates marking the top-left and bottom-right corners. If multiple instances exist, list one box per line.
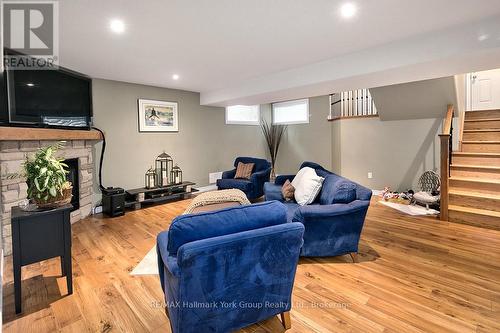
left=225, top=105, right=260, bottom=125
left=272, top=99, right=309, bottom=125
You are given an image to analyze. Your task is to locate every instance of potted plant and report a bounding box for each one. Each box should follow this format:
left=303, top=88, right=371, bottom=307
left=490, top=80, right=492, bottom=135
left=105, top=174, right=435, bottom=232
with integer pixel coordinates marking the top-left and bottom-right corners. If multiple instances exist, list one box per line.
left=260, top=118, right=287, bottom=181
left=23, top=142, right=72, bottom=209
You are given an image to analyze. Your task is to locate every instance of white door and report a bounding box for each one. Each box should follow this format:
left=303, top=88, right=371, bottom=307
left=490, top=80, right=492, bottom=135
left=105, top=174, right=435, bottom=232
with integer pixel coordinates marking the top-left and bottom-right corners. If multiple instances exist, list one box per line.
left=471, top=69, right=500, bottom=110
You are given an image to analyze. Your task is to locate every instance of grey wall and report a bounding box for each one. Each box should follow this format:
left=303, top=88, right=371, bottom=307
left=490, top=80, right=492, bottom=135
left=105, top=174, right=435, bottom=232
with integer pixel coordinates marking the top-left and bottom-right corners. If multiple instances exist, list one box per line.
left=274, top=95, right=332, bottom=174
left=92, top=79, right=267, bottom=194
left=92, top=78, right=447, bottom=199
left=370, top=77, right=457, bottom=120
left=332, top=117, right=442, bottom=191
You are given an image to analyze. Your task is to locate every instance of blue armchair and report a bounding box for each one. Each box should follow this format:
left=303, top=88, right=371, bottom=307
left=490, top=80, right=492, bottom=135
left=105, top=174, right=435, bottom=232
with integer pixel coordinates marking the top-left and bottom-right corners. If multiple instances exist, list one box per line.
left=216, top=157, right=271, bottom=200
left=157, top=201, right=304, bottom=333
left=264, top=162, right=372, bottom=259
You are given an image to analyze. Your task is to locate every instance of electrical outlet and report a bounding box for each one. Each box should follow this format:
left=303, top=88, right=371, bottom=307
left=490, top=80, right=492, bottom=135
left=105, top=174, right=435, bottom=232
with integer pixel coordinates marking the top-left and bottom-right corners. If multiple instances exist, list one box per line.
left=367, top=172, right=373, bottom=179
left=209, top=171, right=223, bottom=184
left=93, top=205, right=103, bottom=214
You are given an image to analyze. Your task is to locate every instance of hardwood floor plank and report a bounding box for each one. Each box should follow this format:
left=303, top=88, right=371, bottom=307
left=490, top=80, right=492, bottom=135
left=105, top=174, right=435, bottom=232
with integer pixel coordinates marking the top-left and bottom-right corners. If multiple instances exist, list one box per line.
left=2, top=198, right=499, bottom=332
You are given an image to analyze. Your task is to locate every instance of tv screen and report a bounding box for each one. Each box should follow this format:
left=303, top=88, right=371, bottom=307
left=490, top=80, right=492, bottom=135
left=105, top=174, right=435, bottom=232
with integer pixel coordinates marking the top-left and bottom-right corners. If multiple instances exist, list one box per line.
left=6, top=66, right=92, bottom=128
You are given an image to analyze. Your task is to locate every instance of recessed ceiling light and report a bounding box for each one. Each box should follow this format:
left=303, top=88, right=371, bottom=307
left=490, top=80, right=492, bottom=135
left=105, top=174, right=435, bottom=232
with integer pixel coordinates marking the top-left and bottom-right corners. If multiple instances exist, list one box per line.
left=26, top=83, right=34, bottom=87
left=172, top=74, right=180, bottom=80
left=340, top=3, right=357, bottom=19
left=110, top=19, right=125, bottom=34
left=478, top=34, right=489, bottom=42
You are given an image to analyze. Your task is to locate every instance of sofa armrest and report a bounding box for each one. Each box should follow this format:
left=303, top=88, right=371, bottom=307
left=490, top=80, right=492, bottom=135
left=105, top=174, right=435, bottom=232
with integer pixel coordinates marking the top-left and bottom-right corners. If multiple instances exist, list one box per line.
left=156, top=231, right=181, bottom=293
left=250, top=168, right=271, bottom=184
left=222, top=169, right=236, bottom=179
left=275, top=174, right=295, bottom=186
left=294, top=200, right=370, bottom=220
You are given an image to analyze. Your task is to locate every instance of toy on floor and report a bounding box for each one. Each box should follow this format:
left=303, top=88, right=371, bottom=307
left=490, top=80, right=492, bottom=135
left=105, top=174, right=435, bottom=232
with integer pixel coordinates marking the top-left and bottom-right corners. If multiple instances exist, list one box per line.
left=411, top=171, right=440, bottom=210
left=380, top=187, right=414, bottom=204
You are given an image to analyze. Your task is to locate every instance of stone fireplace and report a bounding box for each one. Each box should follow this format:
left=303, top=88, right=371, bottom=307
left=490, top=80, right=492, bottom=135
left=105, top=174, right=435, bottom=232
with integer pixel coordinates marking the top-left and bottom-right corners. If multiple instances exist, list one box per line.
left=0, top=138, right=99, bottom=255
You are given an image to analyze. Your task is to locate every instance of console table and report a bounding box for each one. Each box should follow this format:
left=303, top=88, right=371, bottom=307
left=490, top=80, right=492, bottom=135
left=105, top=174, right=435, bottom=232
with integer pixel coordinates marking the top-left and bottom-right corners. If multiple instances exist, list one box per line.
left=11, top=204, right=73, bottom=314
left=125, top=181, right=197, bottom=209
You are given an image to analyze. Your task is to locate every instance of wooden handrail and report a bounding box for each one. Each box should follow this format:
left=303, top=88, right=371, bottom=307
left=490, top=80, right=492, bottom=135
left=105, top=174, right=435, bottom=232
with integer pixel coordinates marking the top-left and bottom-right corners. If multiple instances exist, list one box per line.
left=443, top=104, right=454, bottom=135
left=439, top=104, right=454, bottom=221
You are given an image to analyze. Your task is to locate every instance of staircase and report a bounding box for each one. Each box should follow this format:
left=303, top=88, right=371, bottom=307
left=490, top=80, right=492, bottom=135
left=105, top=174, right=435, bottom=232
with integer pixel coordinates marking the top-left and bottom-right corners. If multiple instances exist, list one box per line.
left=448, top=109, right=500, bottom=230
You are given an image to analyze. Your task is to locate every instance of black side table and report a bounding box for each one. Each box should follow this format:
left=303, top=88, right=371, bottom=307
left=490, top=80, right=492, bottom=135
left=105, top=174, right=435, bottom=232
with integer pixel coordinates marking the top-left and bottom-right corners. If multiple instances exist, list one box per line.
left=11, top=204, right=73, bottom=314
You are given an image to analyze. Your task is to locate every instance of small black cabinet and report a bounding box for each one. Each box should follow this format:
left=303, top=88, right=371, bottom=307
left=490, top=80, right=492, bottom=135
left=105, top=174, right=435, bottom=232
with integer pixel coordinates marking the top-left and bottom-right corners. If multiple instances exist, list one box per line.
left=11, top=204, right=73, bottom=314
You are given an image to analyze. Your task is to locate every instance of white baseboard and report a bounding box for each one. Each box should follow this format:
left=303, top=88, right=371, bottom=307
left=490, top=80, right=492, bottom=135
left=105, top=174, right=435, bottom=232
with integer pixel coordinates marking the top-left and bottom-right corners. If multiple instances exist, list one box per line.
left=195, top=185, right=217, bottom=194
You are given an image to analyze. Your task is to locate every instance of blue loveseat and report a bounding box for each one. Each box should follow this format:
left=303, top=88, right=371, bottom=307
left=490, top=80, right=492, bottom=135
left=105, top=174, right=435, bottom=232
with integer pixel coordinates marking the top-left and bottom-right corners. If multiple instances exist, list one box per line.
left=157, top=201, right=304, bottom=333
left=216, top=157, right=271, bottom=200
left=264, top=162, right=372, bottom=258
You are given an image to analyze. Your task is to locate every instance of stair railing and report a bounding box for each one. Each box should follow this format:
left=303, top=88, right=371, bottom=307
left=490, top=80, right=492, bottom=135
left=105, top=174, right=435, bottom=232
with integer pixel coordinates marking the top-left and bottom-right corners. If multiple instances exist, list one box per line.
left=328, top=90, right=378, bottom=121
left=439, top=104, right=455, bottom=221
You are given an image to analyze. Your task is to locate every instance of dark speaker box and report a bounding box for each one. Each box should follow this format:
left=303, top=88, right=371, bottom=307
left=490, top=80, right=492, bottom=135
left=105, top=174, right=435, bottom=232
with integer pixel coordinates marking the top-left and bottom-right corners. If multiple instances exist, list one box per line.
left=102, top=191, right=125, bottom=217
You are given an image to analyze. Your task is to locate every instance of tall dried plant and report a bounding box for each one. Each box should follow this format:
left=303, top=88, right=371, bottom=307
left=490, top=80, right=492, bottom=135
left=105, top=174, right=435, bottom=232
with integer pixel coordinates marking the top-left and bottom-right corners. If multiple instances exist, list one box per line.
left=261, top=118, right=287, bottom=180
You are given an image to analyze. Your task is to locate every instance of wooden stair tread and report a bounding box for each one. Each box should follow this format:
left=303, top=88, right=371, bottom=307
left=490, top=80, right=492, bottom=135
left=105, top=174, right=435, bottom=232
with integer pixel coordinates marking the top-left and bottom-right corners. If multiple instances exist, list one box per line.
left=449, top=176, right=500, bottom=184
left=465, top=109, right=500, bottom=112
left=464, top=118, right=500, bottom=122
left=461, top=140, right=500, bottom=144
left=448, top=205, right=500, bottom=217
left=449, top=189, right=500, bottom=200
left=463, top=129, right=500, bottom=132
left=453, top=152, right=500, bottom=156
left=451, top=164, right=500, bottom=170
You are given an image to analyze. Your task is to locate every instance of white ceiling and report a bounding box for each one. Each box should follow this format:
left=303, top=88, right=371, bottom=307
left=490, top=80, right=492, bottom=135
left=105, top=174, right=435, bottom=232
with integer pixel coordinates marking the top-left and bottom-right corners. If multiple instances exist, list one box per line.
left=59, top=0, right=500, bottom=106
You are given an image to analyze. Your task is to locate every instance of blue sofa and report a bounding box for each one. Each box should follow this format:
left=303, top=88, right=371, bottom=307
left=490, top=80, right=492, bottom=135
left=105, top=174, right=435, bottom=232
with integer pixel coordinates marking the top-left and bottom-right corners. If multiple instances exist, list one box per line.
left=264, top=162, right=372, bottom=258
left=216, top=157, right=271, bottom=200
left=157, top=201, right=304, bottom=333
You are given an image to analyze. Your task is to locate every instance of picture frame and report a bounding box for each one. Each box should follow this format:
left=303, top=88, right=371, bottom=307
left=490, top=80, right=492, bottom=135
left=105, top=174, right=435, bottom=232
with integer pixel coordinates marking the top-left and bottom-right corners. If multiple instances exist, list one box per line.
left=138, top=99, right=179, bottom=132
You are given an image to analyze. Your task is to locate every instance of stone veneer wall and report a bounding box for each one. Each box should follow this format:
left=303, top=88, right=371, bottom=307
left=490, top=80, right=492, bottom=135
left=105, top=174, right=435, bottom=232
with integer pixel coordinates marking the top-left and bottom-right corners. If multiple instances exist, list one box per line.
left=0, top=140, right=96, bottom=255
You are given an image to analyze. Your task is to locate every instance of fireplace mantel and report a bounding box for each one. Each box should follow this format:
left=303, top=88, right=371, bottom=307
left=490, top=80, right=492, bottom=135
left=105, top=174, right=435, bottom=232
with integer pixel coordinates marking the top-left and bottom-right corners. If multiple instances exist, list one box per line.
left=0, top=126, right=103, bottom=141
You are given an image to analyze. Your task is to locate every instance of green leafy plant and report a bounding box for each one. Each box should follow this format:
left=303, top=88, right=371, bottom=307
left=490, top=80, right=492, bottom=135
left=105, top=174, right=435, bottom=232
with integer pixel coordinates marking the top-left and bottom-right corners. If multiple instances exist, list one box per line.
left=23, top=142, right=71, bottom=203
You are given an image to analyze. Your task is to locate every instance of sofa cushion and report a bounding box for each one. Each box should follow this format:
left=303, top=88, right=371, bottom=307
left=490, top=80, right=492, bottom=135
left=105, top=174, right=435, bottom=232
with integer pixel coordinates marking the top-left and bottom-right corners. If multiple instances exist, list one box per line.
left=281, top=179, right=295, bottom=201
left=216, top=178, right=253, bottom=192
left=167, top=201, right=287, bottom=255
left=235, top=162, right=254, bottom=179
left=264, top=182, right=284, bottom=201
left=330, top=179, right=357, bottom=204
left=234, top=157, right=270, bottom=172
left=292, top=167, right=324, bottom=206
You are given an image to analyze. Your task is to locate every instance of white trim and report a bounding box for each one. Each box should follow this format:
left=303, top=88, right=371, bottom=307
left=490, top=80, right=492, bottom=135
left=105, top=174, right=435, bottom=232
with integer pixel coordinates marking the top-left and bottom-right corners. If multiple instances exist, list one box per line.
left=272, top=98, right=309, bottom=125
left=465, top=73, right=473, bottom=111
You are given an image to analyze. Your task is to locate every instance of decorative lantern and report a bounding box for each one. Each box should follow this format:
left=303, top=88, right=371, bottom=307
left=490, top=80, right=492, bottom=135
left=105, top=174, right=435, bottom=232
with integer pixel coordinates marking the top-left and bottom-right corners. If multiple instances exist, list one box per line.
left=155, top=152, right=173, bottom=187
left=170, top=164, right=183, bottom=184
left=145, top=167, right=156, bottom=189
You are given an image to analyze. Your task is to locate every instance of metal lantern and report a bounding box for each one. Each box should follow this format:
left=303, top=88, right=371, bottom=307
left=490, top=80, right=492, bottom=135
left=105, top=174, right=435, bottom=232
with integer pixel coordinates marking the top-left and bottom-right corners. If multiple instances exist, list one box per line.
left=145, top=167, right=156, bottom=189
left=155, top=152, right=173, bottom=187
left=170, top=164, right=183, bottom=184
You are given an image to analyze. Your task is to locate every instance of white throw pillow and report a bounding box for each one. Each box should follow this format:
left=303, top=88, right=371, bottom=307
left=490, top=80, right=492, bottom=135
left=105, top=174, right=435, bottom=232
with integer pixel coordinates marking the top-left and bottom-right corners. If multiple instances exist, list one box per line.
left=292, top=167, right=325, bottom=206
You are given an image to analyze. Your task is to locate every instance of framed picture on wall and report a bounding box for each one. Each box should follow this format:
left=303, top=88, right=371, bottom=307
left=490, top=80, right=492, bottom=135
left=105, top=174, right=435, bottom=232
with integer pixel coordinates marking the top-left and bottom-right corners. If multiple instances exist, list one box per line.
left=138, top=99, right=179, bottom=132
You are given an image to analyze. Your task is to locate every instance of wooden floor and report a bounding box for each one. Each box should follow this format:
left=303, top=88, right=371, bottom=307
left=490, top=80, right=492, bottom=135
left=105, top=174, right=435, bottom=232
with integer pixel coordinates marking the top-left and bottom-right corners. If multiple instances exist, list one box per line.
left=2, top=198, right=500, bottom=332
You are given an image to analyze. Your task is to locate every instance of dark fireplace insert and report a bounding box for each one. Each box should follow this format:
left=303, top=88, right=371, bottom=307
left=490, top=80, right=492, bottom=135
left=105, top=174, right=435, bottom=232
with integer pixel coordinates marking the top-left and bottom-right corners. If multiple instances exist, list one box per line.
left=64, top=158, right=80, bottom=211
